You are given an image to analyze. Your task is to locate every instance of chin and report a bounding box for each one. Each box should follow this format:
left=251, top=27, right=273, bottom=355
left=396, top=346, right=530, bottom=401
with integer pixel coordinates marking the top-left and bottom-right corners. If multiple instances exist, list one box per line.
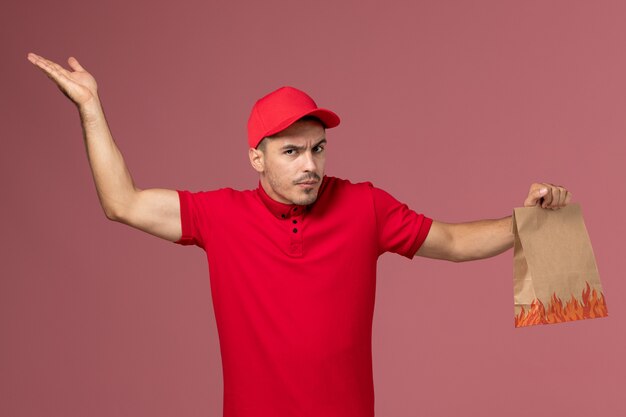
left=294, top=191, right=318, bottom=206
left=302, top=196, right=318, bottom=205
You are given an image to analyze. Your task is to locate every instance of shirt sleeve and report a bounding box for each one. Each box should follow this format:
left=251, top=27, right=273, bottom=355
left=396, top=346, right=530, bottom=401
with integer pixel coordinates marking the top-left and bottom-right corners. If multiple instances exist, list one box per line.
left=173, top=190, right=206, bottom=248
left=371, top=185, right=433, bottom=258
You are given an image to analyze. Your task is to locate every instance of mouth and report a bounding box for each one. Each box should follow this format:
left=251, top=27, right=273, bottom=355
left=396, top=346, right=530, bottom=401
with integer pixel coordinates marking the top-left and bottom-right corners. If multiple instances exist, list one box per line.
left=296, top=180, right=319, bottom=191
left=294, top=174, right=321, bottom=190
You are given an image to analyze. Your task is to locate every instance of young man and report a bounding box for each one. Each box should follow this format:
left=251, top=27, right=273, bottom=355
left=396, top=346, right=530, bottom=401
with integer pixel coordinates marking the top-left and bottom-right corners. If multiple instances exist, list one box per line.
left=27, top=53, right=571, bottom=417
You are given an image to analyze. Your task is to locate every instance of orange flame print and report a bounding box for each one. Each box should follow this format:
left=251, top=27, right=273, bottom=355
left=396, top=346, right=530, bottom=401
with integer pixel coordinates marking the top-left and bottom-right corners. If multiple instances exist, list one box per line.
left=515, top=282, right=608, bottom=328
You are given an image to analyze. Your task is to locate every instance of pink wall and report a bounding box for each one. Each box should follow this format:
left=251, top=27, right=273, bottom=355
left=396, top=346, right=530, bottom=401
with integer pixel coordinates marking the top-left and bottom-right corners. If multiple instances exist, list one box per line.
left=2, top=1, right=625, bottom=416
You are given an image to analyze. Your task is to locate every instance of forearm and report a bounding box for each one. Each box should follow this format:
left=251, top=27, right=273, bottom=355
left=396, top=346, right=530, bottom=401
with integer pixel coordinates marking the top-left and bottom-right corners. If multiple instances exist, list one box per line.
left=79, top=97, right=138, bottom=220
left=416, top=183, right=572, bottom=262
left=452, top=216, right=513, bottom=262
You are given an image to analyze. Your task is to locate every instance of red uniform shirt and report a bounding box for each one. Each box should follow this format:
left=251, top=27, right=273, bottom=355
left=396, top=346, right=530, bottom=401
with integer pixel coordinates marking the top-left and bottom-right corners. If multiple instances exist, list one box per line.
left=175, top=176, right=432, bottom=417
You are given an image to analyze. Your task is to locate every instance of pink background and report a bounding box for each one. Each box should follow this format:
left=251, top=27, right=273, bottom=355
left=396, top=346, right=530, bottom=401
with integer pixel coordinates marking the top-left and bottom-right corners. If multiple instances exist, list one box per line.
left=2, top=1, right=625, bottom=416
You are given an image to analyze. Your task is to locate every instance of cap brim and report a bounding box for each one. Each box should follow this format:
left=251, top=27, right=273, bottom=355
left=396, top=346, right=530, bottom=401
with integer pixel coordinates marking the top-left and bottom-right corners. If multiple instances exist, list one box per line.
left=262, top=108, right=340, bottom=140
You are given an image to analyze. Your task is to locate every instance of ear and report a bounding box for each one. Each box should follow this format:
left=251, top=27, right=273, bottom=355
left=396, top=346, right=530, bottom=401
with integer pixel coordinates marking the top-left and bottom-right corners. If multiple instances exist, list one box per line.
left=249, top=147, right=265, bottom=173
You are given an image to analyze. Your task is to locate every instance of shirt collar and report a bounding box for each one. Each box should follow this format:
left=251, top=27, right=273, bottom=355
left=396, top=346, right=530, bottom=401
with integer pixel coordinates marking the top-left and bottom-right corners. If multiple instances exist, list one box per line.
left=257, top=176, right=328, bottom=219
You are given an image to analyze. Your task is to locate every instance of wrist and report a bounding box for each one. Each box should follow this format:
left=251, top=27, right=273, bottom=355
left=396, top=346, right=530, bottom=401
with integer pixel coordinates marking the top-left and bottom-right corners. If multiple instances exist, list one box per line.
left=78, top=96, right=103, bottom=124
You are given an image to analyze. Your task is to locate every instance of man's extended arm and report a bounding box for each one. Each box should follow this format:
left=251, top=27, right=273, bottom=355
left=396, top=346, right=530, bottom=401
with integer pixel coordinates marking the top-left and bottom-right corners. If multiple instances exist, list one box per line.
left=27, top=53, right=182, bottom=242
left=415, top=183, right=572, bottom=262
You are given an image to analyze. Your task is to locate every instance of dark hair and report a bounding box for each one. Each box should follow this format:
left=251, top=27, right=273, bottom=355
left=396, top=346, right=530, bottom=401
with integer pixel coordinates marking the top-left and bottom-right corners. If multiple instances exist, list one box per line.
left=298, top=115, right=323, bottom=125
left=257, top=137, right=269, bottom=152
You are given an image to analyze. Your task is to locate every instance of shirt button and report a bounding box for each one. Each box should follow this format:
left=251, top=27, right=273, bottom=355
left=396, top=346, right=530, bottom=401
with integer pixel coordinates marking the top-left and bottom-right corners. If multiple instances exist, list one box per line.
left=281, top=214, right=286, bottom=219
left=293, top=228, right=298, bottom=233
left=292, top=220, right=297, bottom=224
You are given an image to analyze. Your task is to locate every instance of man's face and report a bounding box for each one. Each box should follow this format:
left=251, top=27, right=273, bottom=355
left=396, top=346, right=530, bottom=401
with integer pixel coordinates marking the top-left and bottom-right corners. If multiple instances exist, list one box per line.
left=249, top=118, right=327, bottom=205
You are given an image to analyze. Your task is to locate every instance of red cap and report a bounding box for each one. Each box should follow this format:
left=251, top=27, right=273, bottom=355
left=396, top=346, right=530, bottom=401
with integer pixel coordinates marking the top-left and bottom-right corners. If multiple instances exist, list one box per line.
left=247, top=86, right=340, bottom=148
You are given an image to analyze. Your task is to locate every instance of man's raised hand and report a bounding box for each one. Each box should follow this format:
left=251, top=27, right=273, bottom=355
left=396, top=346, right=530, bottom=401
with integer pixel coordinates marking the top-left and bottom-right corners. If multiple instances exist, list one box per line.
left=27, top=53, right=98, bottom=107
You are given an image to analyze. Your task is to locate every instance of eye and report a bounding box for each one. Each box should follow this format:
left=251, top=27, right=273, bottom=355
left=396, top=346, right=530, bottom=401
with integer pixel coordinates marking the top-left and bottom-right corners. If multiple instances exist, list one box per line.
left=313, top=145, right=325, bottom=153
left=284, top=149, right=296, bottom=155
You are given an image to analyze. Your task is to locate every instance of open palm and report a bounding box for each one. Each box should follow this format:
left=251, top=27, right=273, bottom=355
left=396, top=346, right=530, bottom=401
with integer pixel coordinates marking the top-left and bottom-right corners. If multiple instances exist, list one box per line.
left=27, top=53, right=98, bottom=107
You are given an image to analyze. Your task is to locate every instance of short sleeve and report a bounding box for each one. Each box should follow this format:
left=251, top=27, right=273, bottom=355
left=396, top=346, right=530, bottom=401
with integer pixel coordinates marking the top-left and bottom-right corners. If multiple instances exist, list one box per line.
left=174, top=190, right=206, bottom=248
left=371, top=185, right=433, bottom=258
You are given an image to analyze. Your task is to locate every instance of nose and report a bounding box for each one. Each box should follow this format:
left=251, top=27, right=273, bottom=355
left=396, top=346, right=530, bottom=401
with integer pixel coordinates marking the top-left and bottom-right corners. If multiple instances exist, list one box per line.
left=302, top=150, right=317, bottom=172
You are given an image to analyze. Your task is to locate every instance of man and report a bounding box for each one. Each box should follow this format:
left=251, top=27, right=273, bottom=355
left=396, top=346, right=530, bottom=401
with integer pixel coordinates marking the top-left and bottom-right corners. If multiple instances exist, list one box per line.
left=27, top=53, right=571, bottom=417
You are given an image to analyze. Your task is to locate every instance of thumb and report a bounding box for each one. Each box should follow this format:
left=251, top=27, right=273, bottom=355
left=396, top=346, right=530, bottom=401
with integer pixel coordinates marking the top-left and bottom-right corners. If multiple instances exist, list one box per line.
left=67, top=56, right=85, bottom=71
left=524, top=187, right=548, bottom=207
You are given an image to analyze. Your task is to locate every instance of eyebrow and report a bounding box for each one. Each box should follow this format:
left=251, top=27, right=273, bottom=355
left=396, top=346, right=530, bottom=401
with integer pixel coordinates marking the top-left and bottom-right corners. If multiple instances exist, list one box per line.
left=280, top=138, right=327, bottom=151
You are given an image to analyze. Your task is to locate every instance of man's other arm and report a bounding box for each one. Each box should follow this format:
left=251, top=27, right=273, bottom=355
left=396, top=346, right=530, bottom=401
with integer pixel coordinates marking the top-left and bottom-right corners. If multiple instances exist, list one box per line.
left=415, top=217, right=513, bottom=262
left=415, top=183, right=572, bottom=262
left=27, top=53, right=182, bottom=242
left=78, top=97, right=182, bottom=241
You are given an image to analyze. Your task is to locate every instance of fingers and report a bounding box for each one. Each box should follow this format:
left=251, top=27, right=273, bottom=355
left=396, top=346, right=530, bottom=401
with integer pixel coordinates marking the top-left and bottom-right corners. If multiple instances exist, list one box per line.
left=524, top=182, right=572, bottom=209
left=542, top=183, right=571, bottom=210
left=556, top=186, right=572, bottom=209
left=553, top=186, right=566, bottom=209
left=564, top=190, right=573, bottom=206
left=541, top=183, right=556, bottom=208
left=28, top=53, right=72, bottom=84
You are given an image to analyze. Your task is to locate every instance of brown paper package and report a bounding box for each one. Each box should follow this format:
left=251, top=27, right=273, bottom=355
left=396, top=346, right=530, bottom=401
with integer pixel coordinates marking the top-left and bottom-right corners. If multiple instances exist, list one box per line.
left=512, top=203, right=608, bottom=328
